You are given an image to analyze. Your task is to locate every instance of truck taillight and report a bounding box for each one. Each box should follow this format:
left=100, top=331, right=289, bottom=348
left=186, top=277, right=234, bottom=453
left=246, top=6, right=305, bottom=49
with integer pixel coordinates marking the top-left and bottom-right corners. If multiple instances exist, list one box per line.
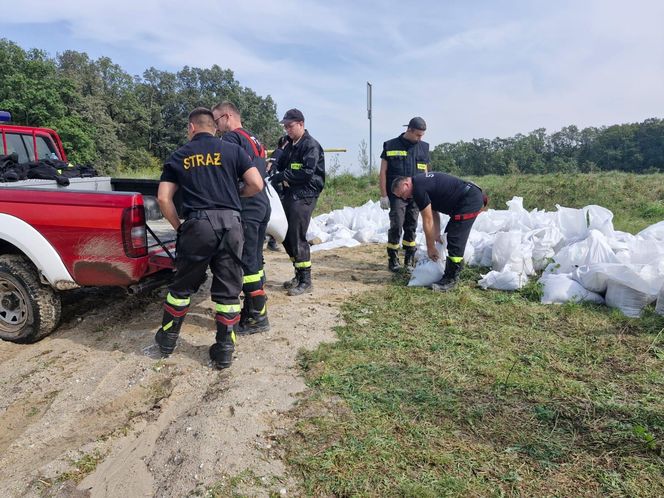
left=122, top=206, right=147, bottom=258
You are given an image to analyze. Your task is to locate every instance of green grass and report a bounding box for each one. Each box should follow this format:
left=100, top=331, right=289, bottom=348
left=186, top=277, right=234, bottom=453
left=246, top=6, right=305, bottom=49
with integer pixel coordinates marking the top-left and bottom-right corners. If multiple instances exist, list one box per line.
left=283, top=272, right=664, bottom=497
left=315, top=173, right=380, bottom=215
left=283, top=173, right=664, bottom=496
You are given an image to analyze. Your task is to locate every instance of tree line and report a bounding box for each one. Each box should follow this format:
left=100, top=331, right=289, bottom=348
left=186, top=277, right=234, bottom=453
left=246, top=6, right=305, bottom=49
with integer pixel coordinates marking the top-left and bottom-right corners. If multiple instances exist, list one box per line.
left=3, top=39, right=663, bottom=177
left=430, top=119, right=664, bottom=176
left=0, top=39, right=282, bottom=173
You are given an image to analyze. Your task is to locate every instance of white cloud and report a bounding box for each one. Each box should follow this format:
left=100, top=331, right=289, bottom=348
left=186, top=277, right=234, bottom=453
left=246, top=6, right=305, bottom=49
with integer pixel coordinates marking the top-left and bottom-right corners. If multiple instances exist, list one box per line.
left=5, top=0, right=664, bottom=173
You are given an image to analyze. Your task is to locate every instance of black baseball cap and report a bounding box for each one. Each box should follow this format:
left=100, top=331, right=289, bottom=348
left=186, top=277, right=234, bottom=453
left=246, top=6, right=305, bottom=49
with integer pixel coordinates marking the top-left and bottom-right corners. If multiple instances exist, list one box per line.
left=280, top=108, right=305, bottom=124
left=404, top=116, right=426, bottom=131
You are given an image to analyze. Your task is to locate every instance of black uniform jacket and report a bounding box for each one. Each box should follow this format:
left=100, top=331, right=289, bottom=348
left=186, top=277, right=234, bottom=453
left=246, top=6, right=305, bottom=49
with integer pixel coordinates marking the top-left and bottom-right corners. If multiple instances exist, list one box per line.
left=161, top=132, right=253, bottom=216
left=222, top=128, right=270, bottom=222
left=275, top=130, right=325, bottom=200
left=381, top=133, right=430, bottom=199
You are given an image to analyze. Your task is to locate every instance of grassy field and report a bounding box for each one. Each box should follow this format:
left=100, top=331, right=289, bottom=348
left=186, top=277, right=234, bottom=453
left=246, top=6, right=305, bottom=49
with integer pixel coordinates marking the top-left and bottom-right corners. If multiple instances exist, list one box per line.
left=283, top=172, right=664, bottom=497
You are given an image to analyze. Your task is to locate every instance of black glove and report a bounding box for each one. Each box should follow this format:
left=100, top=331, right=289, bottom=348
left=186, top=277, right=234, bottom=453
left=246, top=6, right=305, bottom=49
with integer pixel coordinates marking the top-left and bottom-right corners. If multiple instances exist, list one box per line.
left=270, top=171, right=285, bottom=185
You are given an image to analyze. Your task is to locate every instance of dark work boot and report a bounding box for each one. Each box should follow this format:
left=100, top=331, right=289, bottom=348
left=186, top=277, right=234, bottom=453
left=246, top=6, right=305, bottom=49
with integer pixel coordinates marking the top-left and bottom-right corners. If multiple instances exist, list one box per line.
left=387, top=249, right=401, bottom=273
left=283, top=268, right=299, bottom=289
left=431, top=259, right=463, bottom=292
left=267, top=236, right=279, bottom=252
left=404, top=247, right=417, bottom=272
left=154, top=294, right=190, bottom=356
left=209, top=309, right=240, bottom=369
left=237, top=289, right=270, bottom=335
left=288, top=268, right=312, bottom=296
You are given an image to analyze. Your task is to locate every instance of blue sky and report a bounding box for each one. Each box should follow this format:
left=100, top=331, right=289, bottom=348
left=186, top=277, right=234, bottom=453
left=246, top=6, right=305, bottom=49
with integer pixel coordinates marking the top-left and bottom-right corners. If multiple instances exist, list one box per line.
left=4, top=0, right=664, bottom=173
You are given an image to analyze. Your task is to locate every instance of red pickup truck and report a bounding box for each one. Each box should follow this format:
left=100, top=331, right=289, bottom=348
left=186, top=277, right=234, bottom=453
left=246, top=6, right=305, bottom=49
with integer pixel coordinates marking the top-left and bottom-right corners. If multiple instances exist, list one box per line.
left=0, top=112, right=176, bottom=343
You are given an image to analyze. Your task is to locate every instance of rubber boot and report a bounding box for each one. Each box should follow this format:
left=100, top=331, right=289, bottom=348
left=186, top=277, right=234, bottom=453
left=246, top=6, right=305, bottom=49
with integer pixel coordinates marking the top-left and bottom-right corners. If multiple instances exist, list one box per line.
left=431, top=259, right=463, bottom=292
left=209, top=310, right=239, bottom=369
left=404, top=247, right=417, bottom=272
left=387, top=249, right=401, bottom=273
left=154, top=296, right=189, bottom=356
left=288, top=268, right=312, bottom=296
left=283, top=268, right=299, bottom=289
left=237, top=289, right=270, bottom=335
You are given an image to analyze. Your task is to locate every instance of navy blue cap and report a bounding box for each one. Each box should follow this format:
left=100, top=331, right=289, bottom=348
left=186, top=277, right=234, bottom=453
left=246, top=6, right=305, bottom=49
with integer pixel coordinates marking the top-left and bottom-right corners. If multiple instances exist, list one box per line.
left=403, top=116, right=426, bottom=131
left=280, top=108, right=305, bottom=124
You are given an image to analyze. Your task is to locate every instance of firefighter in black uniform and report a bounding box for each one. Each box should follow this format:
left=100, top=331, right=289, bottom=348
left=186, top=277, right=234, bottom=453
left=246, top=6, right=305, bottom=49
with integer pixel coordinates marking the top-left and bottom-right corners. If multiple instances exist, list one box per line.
left=270, top=108, right=325, bottom=296
left=391, top=172, right=487, bottom=291
left=213, top=101, right=271, bottom=335
left=379, top=117, right=430, bottom=272
left=155, top=107, right=263, bottom=369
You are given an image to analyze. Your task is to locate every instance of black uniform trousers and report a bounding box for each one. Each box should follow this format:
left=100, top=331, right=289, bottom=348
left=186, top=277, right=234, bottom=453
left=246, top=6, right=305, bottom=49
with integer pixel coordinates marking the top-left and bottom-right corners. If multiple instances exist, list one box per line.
left=283, top=195, right=317, bottom=264
left=169, top=209, right=244, bottom=304
left=444, top=185, right=485, bottom=259
left=241, top=205, right=271, bottom=292
left=388, top=196, right=419, bottom=248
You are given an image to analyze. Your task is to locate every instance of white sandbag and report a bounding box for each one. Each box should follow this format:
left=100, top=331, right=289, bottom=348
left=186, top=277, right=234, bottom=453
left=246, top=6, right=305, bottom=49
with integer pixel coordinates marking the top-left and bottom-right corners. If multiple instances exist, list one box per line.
left=408, top=257, right=445, bottom=287
left=526, top=226, right=564, bottom=271
left=306, top=217, right=331, bottom=244
left=329, top=225, right=355, bottom=240
left=265, top=183, right=287, bottom=243
left=585, top=205, right=615, bottom=237
left=491, top=232, right=522, bottom=271
left=539, top=273, right=604, bottom=305
left=310, top=238, right=361, bottom=253
left=466, top=231, right=493, bottom=267
left=655, top=284, right=664, bottom=315
left=478, top=267, right=528, bottom=291
left=605, top=281, right=656, bottom=317
left=472, top=209, right=509, bottom=234
left=552, top=230, right=619, bottom=274
left=353, top=228, right=375, bottom=243
left=491, top=232, right=535, bottom=275
left=637, top=220, right=664, bottom=241
left=556, top=205, right=588, bottom=241
left=573, top=262, right=663, bottom=296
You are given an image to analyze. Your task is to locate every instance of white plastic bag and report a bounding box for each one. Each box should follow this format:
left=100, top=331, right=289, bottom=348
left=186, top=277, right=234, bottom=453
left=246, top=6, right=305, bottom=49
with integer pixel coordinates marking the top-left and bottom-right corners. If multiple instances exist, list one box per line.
left=478, top=267, right=528, bottom=291
left=491, top=232, right=535, bottom=275
left=556, top=205, right=588, bottom=241
left=266, top=183, right=287, bottom=243
left=408, top=258, right=445, bottom=287
left=655, top=284, right=664, bottom=315
left=539, top=273, right=604, bottom=305
left=605, top=281, right=656, bottom=318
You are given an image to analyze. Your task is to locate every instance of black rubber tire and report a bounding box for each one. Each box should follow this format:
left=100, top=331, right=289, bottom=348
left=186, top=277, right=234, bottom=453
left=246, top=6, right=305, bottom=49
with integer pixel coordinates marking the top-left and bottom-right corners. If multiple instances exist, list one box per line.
left=0, top=254, right=61, bottom=343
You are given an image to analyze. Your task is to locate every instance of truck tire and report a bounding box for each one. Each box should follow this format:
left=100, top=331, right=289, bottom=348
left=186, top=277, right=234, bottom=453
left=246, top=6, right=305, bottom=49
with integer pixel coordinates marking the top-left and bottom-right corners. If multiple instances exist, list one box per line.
left=0, top=254, right=61, bottom=343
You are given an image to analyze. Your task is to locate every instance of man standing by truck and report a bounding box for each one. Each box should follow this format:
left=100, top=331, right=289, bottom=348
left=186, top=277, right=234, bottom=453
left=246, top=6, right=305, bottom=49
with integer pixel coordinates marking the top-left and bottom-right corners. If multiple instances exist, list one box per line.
left=212, top=101, right=271, bottom=335
left=270, top=108, right=325, bottom=296
left=155, top=107, right=263, bottom=369
left=379, top=117, right=430, bottom=272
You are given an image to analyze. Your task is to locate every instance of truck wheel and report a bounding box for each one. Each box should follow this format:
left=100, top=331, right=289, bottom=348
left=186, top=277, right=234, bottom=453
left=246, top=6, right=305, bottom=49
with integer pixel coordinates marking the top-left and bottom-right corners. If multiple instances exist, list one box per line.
left=0, top=255, right=61, bottom=343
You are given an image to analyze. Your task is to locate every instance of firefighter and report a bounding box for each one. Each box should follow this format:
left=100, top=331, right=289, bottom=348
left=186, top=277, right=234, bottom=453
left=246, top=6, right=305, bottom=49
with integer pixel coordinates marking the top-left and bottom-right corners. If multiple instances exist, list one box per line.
left=155, top=107, right=263, bottom=369
left=270, top=109, right=325, bottom=296
left=379, top=117, right=430, bottom=272
left=391, top=172, right=487, bottom=291
left=212, top=101, right=271, bottom=335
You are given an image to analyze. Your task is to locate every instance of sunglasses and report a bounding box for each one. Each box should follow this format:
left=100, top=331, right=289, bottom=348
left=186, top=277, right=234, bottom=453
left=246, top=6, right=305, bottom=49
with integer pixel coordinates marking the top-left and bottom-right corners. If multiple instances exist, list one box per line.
left=214, top=113, right=229, bottom=123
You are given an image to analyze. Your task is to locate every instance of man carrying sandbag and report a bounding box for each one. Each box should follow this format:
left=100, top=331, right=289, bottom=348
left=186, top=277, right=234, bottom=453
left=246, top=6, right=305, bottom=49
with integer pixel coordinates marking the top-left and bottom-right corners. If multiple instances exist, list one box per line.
left=392, top=172, right=487, bottom=291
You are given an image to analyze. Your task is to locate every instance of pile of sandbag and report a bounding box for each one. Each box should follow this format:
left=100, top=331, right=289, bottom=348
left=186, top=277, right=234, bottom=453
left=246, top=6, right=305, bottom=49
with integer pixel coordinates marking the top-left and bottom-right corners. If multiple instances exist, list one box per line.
left=304, top=197, right=664, bottom=318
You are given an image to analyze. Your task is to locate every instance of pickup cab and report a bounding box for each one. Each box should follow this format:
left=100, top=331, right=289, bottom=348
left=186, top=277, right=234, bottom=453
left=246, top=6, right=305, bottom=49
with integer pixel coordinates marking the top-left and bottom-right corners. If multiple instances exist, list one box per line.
left=0, top=112, right=176, bottom=343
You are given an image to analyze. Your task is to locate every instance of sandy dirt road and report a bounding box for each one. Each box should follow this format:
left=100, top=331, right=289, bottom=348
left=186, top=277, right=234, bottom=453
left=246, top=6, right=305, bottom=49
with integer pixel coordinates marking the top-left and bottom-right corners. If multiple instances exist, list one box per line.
left=0, top=244, right=388, bottom=497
